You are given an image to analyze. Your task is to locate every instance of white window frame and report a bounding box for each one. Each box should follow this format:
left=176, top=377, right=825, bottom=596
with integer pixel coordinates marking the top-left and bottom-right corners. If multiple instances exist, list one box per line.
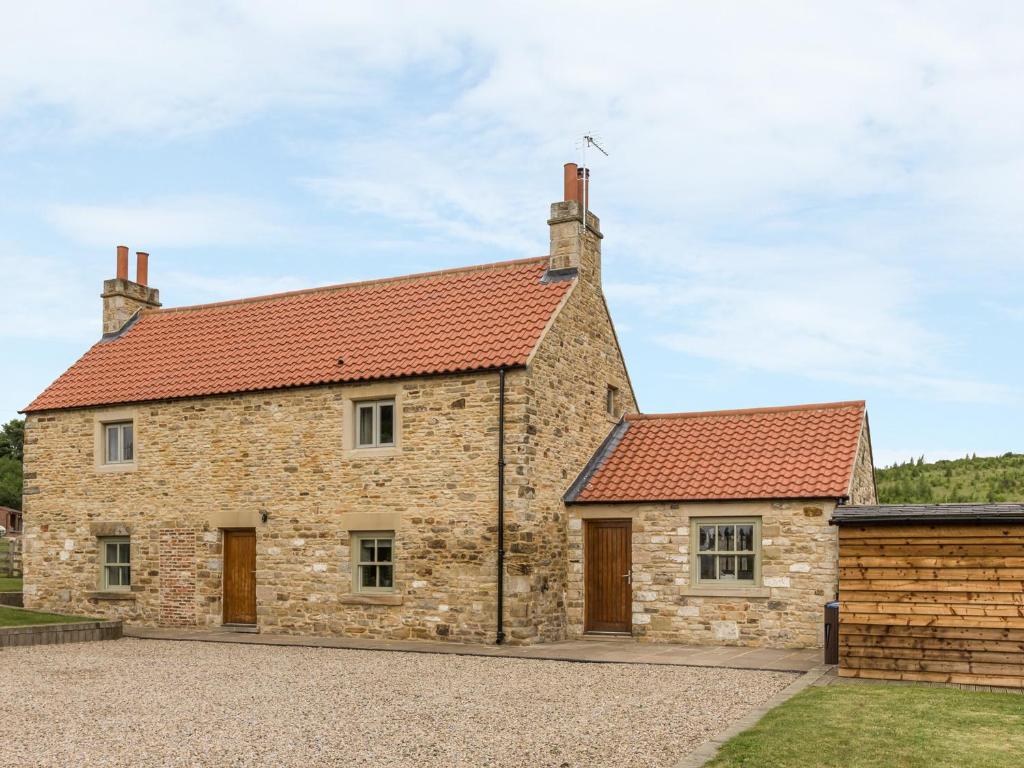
left=104, top=421, right=134, bottom=465
left=100, top=537, right=131, bottom=591
left=691, top=518, right=761, bottom=586
left=354, top=399, right=396, bottom=449
left=352, top=532, right=395, bottom=594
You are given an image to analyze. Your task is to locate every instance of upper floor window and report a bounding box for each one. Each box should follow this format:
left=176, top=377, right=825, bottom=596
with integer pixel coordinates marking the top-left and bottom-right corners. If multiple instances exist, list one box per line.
left=692, top=519, right=760, bottom=586
left=104, top=421, right=134, bottom=464
left=356, top=400, right=395, bottom=448
left=606, top=385, right=619, bottom=417
left=101, top=537, right=131, bottom=590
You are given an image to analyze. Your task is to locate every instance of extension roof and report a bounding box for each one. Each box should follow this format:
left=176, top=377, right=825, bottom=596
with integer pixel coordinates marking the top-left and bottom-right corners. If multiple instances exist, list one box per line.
left=566, top=401, right=867, bottom=503
left=25, top=257, right=573, bottom=412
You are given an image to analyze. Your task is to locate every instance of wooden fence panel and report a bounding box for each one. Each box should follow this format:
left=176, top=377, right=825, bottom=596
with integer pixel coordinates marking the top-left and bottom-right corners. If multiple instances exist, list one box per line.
left=0, top=537, right=22, bottom=577
left=838, top=523, right=1024, bottom=688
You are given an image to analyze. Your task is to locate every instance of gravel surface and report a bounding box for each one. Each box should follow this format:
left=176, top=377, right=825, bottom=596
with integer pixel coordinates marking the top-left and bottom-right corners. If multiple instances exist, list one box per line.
left=0, top=639, right=795, bottom=767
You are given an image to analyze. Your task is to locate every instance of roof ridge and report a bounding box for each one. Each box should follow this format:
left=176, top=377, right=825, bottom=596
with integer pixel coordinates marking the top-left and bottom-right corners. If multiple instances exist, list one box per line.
left=625, top=400, right=866, bottom=421
left=154, top=256, right=551, bottom=315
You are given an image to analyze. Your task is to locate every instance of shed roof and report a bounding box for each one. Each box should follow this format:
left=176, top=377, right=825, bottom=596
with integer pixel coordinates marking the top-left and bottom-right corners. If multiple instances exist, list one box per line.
left=832, top=503, right=1024, bottom=524
left=566, top=400, right=867, bottom=503
left=25, top=257, right=574, bottom=412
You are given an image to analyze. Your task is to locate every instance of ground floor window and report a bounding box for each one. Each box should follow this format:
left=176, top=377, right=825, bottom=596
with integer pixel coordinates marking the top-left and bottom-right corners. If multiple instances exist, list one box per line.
left=100, top=537, right=131, bottom=590
left=692, top=519, right=760, bottom=585
left=352, top=532, right=394, bottom=592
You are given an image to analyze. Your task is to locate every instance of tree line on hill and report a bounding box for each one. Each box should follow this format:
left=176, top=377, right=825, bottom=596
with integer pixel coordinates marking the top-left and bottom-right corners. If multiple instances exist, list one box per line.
left=0, top=419, right=23, bottom=510
left=875, top=452, right=1024, bottom=504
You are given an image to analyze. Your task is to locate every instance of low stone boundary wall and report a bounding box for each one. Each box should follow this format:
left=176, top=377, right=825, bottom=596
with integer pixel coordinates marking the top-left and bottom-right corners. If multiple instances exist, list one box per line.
left=0, top=592, right=24, bottom=607
left=0, top=619, right=122, bottom=648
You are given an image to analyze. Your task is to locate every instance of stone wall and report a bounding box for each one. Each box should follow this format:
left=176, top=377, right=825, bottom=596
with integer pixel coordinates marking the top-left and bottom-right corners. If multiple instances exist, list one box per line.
left=847, top=421, right=878, bottom=505
left=22, top=373, right=511, bottom=641
left=502, top=243, right=637, bottom=643
left=566, top=499, right=840, bottom=648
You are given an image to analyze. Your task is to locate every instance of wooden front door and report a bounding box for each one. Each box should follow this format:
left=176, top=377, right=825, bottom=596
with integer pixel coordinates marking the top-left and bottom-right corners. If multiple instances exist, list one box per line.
left=584, top=519, right=632, bottom=633
left=223, top=529, right=257, bottom=625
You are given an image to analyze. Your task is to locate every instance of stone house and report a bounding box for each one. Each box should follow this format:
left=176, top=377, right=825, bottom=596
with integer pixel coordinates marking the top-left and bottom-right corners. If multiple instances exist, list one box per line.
left=21, top=164, right=875, bottom=647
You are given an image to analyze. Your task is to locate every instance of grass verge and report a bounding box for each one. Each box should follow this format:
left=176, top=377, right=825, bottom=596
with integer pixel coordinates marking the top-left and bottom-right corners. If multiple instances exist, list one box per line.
left=0, top=606, right=95, bottom=627
left=706, top=683, right=1024, bottom=768
left=0, top=576, right=22, bottom=592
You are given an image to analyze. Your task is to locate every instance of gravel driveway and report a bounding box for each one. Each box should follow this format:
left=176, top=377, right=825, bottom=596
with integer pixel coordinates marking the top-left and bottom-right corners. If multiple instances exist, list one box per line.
left=1, top=639, right=794, bottom=767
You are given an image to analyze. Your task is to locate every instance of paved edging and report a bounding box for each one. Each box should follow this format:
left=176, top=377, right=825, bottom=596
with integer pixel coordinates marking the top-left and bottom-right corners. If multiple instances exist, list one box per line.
left=123, top=627, right=819, bottom=673
left=673, top=665, right=834, bottom=768
left=0, top=618, right=122, bottom=648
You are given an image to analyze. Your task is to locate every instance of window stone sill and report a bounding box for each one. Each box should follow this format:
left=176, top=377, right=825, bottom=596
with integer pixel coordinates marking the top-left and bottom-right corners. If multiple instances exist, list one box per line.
left=339, top=593, right=403, bottom=606
left=679, top=587, right=771, bottom=599
left=85, top=591, right=136, bottom=601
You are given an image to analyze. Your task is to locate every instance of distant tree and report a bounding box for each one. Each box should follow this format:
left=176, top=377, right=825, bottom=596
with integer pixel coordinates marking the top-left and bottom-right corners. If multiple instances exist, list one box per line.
left=0, top=419, right=24, bottom=462
left=0, top=456, right=20, bottom=510
left=0, top=419, right=24, bottom=511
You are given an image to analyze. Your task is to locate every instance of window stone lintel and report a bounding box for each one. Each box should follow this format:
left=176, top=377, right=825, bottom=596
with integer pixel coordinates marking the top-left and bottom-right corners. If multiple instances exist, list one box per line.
left=90, top=523, right=133, bottom=537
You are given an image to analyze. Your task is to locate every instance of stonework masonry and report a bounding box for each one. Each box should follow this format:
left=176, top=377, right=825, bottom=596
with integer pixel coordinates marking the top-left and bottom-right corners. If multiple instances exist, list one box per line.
left=567, top=499, right=841, bottom=648
left=23, top=225, right=636, bottom=644
left=848, top=421, right=878, bottom=506
left=101, top=277, right=160, bottom=335
left=500, top=214, right=637, bottom=642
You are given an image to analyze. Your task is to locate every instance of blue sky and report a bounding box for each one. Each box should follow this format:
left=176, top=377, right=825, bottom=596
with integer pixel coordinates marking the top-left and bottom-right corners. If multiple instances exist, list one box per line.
left=3, top=2, right=1022, bottom=466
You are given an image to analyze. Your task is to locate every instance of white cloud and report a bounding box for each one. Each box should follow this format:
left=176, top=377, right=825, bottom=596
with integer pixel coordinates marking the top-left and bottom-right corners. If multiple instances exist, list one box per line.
left=3, top=1, right=1024, bottom=422
left=47, top=196, right=286, bottom=249
left=0, top=249, right=96, bottom=342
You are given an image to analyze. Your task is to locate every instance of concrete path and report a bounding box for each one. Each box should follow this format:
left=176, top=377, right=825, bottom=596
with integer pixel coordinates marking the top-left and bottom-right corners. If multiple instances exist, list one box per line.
left=124, top=626, right=822, bottom=672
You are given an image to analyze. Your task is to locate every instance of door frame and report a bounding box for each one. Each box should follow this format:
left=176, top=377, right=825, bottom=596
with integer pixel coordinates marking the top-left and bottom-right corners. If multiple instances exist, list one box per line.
left=583, top=518, right=633, bottom=635
left=222, top=528, right=257, bottom=627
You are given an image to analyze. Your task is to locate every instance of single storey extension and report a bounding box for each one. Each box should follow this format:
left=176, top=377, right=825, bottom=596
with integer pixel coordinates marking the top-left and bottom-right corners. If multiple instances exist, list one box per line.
left=20, top=163, right=876, bottom=647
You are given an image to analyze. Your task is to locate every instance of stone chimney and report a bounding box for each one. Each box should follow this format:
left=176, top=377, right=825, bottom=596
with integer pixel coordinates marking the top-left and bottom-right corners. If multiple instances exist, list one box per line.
left=101, top=245, right=161, bottom=335
left=548, top=162, right=603, bottom=285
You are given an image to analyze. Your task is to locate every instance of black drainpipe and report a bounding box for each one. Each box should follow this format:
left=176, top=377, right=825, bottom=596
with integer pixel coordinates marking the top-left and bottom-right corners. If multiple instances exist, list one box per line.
left=496, top=367, right=507, bottom=645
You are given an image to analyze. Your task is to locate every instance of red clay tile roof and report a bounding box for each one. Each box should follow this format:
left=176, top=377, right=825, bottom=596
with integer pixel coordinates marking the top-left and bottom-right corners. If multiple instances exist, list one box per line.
left=25, top=257, right=573, bottom=412
left=568, top=401, right=867, bottom=502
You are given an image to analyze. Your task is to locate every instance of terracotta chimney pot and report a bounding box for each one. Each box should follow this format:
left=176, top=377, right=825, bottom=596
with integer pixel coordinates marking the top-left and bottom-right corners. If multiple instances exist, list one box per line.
left=136, top=251, right=149, bottom=287
left=116, top=245, right=129, bottom=280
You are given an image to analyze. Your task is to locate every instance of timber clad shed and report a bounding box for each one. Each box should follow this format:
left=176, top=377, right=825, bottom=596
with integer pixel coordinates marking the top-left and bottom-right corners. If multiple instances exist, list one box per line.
left=832, top=503, right=1024, bottom=689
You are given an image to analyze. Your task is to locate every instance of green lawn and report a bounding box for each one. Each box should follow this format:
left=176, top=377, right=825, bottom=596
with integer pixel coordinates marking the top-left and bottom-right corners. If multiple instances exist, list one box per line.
left=0, top=576, right=22, bottom=591
left=707, top=684, right=1024, bottom=768
left=0, top=606, right=93, bottom=627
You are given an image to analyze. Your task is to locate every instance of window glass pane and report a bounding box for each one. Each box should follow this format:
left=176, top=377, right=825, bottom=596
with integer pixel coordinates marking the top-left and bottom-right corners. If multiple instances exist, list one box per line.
left=122, top=424, right=134, bottom=461
left=737, top=525, right=754, bottom=552
left=106, top=426, right=120, bottom=463
left=376, top=539, right=392, bottom=563
left=360, top=539, right=376, bottom=564
left=699, top=554, right=716, bottom=580
left=106, top=566, right=120, bottom=587
left=719, top=525, right=736, bottom=552
left=379, top=565, right=394, bottom=588
left=118, top=543, right=131, bottom=564
left=106, top=541, right=119, bottom=564
left=358, top=406, right=375, bottom=446
left=378, top=404, right=394, bottom=445
left=738, top=555, right=755, bottom=580
left=718, top=555, right=737, bottom=580
left=698, top=526, right=716, bottom=552
left=360, top=565, right=376, bottom=588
